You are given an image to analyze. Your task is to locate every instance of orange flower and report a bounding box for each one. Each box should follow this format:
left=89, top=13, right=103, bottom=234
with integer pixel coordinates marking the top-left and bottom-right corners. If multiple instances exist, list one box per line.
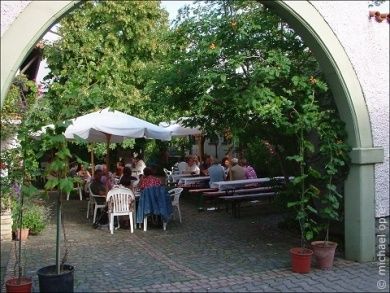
left=309, top=76, right=317, bottom=84
left=209, top=43, right=216, bottom=50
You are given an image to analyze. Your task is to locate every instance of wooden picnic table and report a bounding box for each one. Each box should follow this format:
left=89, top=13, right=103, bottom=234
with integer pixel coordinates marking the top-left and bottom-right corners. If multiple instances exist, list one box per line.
left=178, top=176, right=210, bottom=186
left=210, top=176, right=292, bottom=191
left=171, top=174, right=194, bottom=183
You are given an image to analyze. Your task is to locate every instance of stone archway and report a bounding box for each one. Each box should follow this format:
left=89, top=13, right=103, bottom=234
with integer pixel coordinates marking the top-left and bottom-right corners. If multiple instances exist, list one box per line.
left=1, top=1, right=384, bottom=261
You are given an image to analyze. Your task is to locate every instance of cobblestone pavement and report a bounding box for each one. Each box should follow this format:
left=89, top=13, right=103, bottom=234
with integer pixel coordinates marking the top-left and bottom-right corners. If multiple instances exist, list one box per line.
left=2, top=192, right=388, bottom=292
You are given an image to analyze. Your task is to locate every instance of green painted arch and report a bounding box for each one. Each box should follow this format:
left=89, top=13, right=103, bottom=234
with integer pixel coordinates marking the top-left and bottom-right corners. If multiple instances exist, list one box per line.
left=1, top=0, right=382, bottom=262
left=1, top=1, right=80, bottom=105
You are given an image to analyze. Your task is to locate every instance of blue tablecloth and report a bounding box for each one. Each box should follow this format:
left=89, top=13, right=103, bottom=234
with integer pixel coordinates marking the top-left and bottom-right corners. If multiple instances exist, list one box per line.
left=136, top=186, right=173, bottom=224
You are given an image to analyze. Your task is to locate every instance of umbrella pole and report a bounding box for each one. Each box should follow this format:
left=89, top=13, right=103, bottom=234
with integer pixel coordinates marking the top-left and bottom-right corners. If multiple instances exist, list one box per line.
left=90, top=143, right=95, bottom=176
left=105, top=133, right=112, bottom=171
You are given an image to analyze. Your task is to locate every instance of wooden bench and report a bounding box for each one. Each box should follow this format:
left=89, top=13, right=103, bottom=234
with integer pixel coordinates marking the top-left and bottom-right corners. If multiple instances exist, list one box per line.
left=187, top=188, right=218, bottom=211
left=202, top=186, right=273, bottom=197
left=198, top=186, right=273, bottom=212
left=188, top=188, right=218, bottom=194
left=219, top=192, right=277, bottom=218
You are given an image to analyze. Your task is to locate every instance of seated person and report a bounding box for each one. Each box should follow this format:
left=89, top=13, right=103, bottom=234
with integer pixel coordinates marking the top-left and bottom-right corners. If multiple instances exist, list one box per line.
left=182, top=156, right=200, bottom=175
left=138, top=167, right=161, bottom=190
left=228, top=158, right=246, bottom=180
left=207, top=157, right=225, bottom=187
left=132, top=155, right=146, bottom=177
left=119, top=166, right=137, bottom=189
left=176, top=156, right=188, bottom=174
left=68, top=162, right=78, bottom=177
left=115, top=161, right=125, bottom=179
left=76, top=163, right=91, bottom=193
left=101, top=163, right=114, bottom=190
left=200, top=155, right=212, bottom=176
left=77, top=164, right=91, bottom=181
left=221, top=157, right=230, bottom=178
left=240, top=159, right=257, bottom=179
left=89, top=169, right=107, bottom=205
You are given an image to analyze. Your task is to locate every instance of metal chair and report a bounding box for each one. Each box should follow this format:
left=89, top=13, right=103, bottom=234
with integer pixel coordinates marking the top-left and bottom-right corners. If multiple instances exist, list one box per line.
left=106, top=187, right=136, bottom=234
left=168, top=187, right=184, bottom=223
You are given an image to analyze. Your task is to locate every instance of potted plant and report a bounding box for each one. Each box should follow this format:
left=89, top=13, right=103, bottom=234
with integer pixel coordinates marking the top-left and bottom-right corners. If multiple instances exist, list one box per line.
left=286, top=126, right=320, bottom=274
left=36, top=121, right=75, bottom=292
left=6, top=160, right=40, bottom=293
left=310, top=124, right=350, bottom=270
left=2, top=74, right=41, bottom=292
left=12, top=201, right=30, bottom=241
left=285, top=91, right=327, bottom=274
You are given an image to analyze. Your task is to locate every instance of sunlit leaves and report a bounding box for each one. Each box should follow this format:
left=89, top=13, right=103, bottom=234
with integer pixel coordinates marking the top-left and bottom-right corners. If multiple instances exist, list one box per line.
left=43, top=1, right=170, bottom=121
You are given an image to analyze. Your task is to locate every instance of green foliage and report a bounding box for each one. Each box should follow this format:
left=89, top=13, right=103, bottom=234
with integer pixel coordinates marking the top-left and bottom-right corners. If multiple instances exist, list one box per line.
left=42, top=1, right=170, bottom=122
left=12, top=202, right=51, bottom=234
left=1, top=74, right=38, bottom=141
left=24, top=204, right=51, bottom=234
left=145, top=1, right=351, bottom=245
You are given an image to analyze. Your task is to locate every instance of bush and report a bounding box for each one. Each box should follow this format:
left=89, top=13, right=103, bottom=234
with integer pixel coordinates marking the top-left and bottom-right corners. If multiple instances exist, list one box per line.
left=26, top=204, right=51, bottom=235
left=12, top=202, right=51, bottom=234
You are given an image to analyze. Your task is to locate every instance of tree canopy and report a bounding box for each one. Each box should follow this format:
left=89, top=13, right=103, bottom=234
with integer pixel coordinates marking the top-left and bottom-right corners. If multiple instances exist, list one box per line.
left=42, top=1, right=170, bottom=122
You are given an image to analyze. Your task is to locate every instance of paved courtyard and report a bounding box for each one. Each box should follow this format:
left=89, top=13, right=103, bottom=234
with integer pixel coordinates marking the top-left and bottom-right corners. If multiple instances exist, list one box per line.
left=2, top=191, right=388, bottom=292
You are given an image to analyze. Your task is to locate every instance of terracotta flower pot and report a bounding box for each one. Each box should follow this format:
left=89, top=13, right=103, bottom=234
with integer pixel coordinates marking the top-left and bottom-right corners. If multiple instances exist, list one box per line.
left=289, top=247, right=313, bottom=274
left=5, top=276, right=32, bottom=293
left=311, top=241, right=338, bottom=269
left=15, top=228, right=29, bottom=241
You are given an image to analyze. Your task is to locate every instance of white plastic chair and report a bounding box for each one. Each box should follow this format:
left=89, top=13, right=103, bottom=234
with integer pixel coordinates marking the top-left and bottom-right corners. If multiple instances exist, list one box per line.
left=168, top=187, right=183, bottom=223
left=87, top=183, right=106, bottom=224
left=163, top=168, right=173, bottom=185
left=66, top=181, right=83, bottom=200
left=106, top=187, right=136, bottom=234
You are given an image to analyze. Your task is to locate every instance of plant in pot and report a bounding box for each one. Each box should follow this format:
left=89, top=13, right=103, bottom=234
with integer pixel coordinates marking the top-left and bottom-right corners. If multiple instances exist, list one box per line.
left=286, top=125, right=321, bottom=274
left=36, top=121, right=75, bottom=292
left=5, top=150, right=41, bottom=293
left=2, top=73, right=41, bottom=292
left=285, top=87, right=326, bottom=274
left=311, top=120, right=350, bottom=270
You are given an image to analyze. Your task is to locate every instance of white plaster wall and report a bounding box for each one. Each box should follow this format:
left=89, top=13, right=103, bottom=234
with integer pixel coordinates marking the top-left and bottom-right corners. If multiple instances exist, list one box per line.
left=311, top=1, right=389, bottom=217
left=1, top=1, right=31, bottom=36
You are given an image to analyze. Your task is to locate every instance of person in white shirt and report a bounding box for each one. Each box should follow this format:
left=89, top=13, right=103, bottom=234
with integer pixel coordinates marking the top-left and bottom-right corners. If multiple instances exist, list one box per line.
left=183, top=155, right=200, bottom=175
left=177, top=156, right=188, bottom=174
left=132, top=155, right=146, bottom=176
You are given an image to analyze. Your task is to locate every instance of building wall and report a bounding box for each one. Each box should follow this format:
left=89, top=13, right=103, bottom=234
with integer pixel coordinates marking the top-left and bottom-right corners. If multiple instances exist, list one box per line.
left=1, top=1, right=389, bottom=217
left=1, top=1, right=30, bottom=36
left=310, top=1, right=389, bottom=217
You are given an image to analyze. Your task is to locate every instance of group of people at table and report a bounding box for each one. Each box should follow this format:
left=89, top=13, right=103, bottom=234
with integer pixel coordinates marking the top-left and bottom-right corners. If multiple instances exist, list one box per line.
left=68, top=153, right=258, bottom=200
left=68, top=154, right=163, bottom=203
left=173, top=154, right=257, bottom=187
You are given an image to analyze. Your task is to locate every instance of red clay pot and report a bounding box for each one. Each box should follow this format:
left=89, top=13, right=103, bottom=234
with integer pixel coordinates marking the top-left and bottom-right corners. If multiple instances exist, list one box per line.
left=290, top=247, right=313, bottom=274
left=311, top=241, right=338, bottom=269
left=5, top=277, right=32, bottom=293
left=15, top=229, right=29, bottom=241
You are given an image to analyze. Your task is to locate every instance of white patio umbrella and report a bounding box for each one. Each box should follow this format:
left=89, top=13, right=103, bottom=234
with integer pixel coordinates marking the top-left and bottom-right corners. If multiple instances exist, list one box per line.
left=63, top=108, right=172, bottom=170
left=159, top=118, right=202, bottom=137
left=65, top=108, right=171, bottom=142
